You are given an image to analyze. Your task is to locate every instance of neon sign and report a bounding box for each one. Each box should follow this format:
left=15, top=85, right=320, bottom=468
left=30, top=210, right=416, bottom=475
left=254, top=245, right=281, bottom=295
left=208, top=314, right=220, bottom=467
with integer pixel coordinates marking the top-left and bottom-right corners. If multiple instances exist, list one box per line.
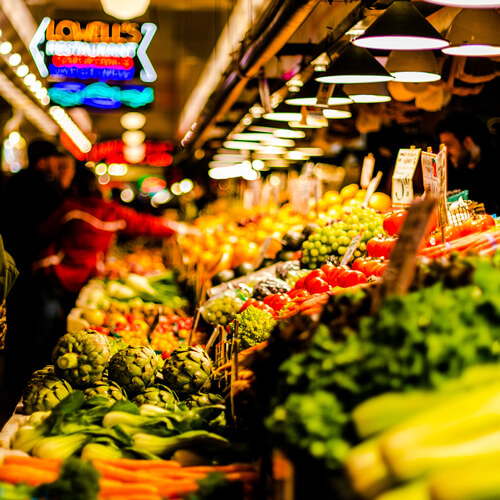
left=49, top=82, right=154, bottom=109
left=86, top=140, right=174, bottom=167
left=30, top=18, right=157, bottom=83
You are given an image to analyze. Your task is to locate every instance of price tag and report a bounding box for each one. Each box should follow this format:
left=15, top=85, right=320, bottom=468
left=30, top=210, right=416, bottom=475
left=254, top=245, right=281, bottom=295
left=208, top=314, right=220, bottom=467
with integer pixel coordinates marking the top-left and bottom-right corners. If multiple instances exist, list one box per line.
left=316, top=82, right=334, bottom=107
left=341, top=233, right=363, bottom=266
left=362, top=171, right=383, bottom=208
left=422, top=147, right=449, bottom=227
left=253, top=236, right=273, bottom=269
left=360, top=153, right=375, bottom=189
left=377, top=197, right=437, bottom=303
left=391, top=148, right=421, bottom=207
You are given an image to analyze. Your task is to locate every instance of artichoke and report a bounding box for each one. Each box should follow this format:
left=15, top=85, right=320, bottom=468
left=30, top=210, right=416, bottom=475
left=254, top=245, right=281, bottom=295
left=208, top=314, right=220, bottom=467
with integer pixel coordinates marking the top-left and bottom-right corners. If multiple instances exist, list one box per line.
left=183, top=392, right=224, bottom=409
left=132, top=384, right=178, bottom=409
left=22, top=375, right=73, bottom=414
left=162, top=345, right=213, bottom=398
left=51, top=330, right=111, bottom=388
left=83, top=380, right=127, bottom=401
left=108, top=346, right=158, bottom=395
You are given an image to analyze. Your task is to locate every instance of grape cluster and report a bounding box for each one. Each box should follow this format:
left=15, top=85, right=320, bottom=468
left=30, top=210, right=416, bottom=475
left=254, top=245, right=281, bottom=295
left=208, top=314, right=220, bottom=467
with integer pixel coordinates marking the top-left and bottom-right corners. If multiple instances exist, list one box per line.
left=201, top=294, right=244, bottom=326
left=301, top=207, right=384, bottom=269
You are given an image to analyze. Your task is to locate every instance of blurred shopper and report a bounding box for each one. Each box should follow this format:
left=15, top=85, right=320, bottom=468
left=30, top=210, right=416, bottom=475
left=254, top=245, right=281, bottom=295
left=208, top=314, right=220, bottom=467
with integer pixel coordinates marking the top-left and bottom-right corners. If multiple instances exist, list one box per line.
left=437, top=112, right=499, bottom=215
left=32, top=167, right=182, bottom=347
left=0, top=140, right=73, bottom=407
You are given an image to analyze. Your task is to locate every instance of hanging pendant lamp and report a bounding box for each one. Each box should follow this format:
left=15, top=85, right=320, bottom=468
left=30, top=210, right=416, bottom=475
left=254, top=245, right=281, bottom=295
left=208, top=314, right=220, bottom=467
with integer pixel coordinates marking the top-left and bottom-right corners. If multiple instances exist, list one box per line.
left=316, top=44, right=394, bottom=85
left=353, top=0, right=449, bottom=51
left=262, top=102, right=303, bottom=122
left=100, top=0, right=150, bottom=19
left=424, top=0, right=500, bottom=7
left=344, top=82, right=392, bottom=103
left=442, top=9, right=500, bottom=57
left=285, top=79, right=352, bottom=107
left=386, top=50, right=441, bottom=82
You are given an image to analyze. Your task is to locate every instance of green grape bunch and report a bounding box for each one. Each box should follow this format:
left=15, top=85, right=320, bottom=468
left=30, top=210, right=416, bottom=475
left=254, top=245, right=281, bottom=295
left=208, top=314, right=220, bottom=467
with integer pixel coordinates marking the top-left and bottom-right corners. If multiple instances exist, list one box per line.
left=301, top=207, right=385, bottom=269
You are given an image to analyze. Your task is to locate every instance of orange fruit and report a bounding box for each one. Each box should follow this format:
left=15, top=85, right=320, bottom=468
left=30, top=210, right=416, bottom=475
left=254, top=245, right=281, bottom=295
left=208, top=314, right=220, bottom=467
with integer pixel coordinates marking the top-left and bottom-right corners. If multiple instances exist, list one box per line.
left=340, top=184, right=359, bottom=200
left=355, top=189, right=367, bottom=201
left=368, top=192, right=392, bottom=212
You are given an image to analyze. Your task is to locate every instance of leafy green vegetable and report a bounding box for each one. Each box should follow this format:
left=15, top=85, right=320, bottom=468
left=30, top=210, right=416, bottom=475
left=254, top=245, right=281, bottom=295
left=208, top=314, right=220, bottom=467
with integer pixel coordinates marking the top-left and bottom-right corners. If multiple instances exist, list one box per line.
left=186, top=472, right=244, bottom=500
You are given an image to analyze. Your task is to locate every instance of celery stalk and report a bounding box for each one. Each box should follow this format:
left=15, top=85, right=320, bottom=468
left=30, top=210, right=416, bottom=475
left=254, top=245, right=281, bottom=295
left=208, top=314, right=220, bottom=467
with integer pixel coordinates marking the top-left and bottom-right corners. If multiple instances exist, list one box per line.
left=344, top=437, right=394, bottom=499
left=381, top=381, right=500, bottom=481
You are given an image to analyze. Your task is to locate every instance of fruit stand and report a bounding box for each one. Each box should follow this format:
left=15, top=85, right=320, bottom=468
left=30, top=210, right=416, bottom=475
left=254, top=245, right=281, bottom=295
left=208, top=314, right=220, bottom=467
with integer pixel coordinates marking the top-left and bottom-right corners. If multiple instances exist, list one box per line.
left=2, top=177, right=500, bottom=500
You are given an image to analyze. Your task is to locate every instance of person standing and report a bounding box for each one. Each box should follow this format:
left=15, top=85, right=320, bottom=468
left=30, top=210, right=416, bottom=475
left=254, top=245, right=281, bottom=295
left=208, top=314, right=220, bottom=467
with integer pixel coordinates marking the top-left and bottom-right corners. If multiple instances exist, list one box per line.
left=0, top=140, right=72, bottom=407
left=437, top=111, right=499, bottom=215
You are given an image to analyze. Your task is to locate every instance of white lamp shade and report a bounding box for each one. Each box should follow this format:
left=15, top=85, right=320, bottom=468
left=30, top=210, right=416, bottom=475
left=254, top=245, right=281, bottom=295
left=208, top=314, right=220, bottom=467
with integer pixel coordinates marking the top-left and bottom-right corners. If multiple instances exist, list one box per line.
left=442, top=8, right=500, bottom=57
left=101, top=0, right=150, bottom=20
left=386, top=50, right=440, bottom=83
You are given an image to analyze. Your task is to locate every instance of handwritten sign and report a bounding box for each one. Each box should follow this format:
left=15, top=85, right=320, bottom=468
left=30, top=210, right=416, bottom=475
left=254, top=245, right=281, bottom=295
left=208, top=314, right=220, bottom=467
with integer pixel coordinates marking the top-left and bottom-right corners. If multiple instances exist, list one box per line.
left=362, top=171, right=383, bottom=209
left=421, top=147, right=448, bottom=227
left=360, top=153, right=375, bottom=189
left=391, top=148, right=421, bottom=207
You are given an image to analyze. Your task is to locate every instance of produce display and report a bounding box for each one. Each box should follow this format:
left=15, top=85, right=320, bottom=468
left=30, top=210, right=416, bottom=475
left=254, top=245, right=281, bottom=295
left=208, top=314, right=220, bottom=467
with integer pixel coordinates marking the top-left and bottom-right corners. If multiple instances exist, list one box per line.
left=4, top=178, right=500, bottom=500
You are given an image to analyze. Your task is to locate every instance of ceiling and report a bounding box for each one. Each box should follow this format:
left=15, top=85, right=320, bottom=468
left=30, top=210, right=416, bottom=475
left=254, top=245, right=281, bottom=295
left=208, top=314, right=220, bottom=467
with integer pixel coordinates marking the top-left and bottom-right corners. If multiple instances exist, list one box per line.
left=24, top=0, right=234, bottom=142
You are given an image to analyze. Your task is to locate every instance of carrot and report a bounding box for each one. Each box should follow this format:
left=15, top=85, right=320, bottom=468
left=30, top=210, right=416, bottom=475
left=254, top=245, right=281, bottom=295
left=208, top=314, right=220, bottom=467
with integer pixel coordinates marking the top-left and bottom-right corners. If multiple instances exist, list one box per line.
left=3, top=455, right=61, bottom=471
left=99, top=482, right=160, bottom=496
left=94, top=458, right=181, bottom=470
left=94, top=463, right=154, bottom=483
left=185, top=464, right=256, bottom=473
left=226, top=471, right=259, bottom=482
left=147, top=469, right=206, bottom=479
left=0, top=464, right=58, bottom=486
left=101, top=495, right=163, bottom=500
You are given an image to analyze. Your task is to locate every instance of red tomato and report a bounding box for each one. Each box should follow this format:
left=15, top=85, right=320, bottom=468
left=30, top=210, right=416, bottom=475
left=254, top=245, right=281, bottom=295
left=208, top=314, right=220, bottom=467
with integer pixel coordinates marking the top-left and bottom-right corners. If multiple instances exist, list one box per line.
left=382, top=238, right=397, bottom=259
left=362, top=260, right=380, bottom=277
left=352, top=257, right=370, bottom=273
left=324, top=265, right=348, bottom=287
left=461, top=214, right=495, bottom=236
left=427, top=225, right=461, bottom=246
left=240, top=298, right=274, bottom=315
left=383, top=209, right=407, bottom=236
left=366, top=237, right=387, bottom=258
left=373, top=262, right=388, bottom=277
left=426, top=209, right=438, bottom=236
left=306, top=277, right=330, bottom=294
left=264, top=293, right=291, bottom=312
left=304, top=269, right=326, bottom=289
left=338, top=270, right=367, bottom=288
left=288, top=289, right=310, bottom=300
left=293, top=275, right=307, bottom=290
left=320, top=263, right=337, bottom=276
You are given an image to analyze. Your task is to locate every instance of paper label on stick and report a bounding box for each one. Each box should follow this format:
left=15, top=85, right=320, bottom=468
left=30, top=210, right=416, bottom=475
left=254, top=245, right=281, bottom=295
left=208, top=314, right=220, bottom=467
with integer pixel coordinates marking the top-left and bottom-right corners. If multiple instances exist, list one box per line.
left=341, top=233, right=363, bottom=266
left=360, top=154, right=375, bottom=189
left=362, top=171, right=383, bottom=208
left=391, top=148, right=421, bottom=207
left=422, top=148, right=449, bottom=227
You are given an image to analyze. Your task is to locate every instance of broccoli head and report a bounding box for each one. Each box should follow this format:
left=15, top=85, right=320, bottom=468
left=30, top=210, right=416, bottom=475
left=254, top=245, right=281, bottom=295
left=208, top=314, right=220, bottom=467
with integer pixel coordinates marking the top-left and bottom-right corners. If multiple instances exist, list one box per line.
left=230, top=305, right=276, bottom=350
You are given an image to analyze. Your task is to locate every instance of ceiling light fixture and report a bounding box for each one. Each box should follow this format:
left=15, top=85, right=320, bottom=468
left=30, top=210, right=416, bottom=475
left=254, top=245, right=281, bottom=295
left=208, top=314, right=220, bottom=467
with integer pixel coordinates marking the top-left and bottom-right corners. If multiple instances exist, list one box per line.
left=49, top=106, right=92, bottom=153
left=323, top=108, right=352, bottom=119
left=120, top=112, right=146, bottom=130
left=123, top=143, right=146, bottom=163
left=316, top=44, right=394, bottom=85
left=0, top=42, right=12, bottom=55
left=273, top=128, right=306, bottom=139
left=223, top=140, right=265, bottom=151
left=285, top=80, right=353, bottom=107
left=344, top=82, right=392, bottom=103
left=213, top=154, right=249, bottom=162
left=386, top=50, right=441, bottom=82
left=353, top=0, right=449, bottom=51
left=8, top=53, right=21, bottom=66
left=442, top=8, right=500, bottom=57
left=16, top=65, right=29, bottom=77
left=261, top=137, right=295, bottom=148
left=263, top=102, right=303, bottom=122
left=229, top=132, right=273, bottom=141
left=424, top=0, right=500, bottom=7
left=100, top=0, right=150, bottom=20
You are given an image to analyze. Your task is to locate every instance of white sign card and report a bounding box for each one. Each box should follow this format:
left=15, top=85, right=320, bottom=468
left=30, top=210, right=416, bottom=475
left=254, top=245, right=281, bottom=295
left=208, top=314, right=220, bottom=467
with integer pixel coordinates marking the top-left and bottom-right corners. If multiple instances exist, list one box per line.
left=391, top=148, right=421, bottom=207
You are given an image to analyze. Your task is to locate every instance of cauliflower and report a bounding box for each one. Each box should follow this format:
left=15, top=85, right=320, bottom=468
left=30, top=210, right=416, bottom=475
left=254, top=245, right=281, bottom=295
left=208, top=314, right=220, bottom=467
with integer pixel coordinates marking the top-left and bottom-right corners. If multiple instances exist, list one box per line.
left=229, top=305, right=276, bottom=350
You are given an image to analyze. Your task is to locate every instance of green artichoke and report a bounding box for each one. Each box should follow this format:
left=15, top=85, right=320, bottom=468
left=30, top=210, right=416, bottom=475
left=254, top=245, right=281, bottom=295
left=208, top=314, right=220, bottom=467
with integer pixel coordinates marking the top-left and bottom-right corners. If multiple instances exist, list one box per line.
left=162, top=345, right=213, bottom=397
left=108, top=336, right=127, bottom=356
left=51, top=330, right=111, bottom=388
left=183, top=392, right=224, bottom=409
left=22, top=375, right=73, bottom=414
left=108, top=346, right=158, bottom=395
left=132, top=384, right=178, bottom=409
left=83, top=380, right=127, bottom=401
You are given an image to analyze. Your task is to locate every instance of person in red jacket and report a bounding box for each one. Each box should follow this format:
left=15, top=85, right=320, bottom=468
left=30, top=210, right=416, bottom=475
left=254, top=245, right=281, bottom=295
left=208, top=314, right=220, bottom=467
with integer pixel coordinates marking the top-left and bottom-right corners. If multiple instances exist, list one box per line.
left=34, top=167, right=179, bottom=294
left=31, top=167, right=182, bottom=368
